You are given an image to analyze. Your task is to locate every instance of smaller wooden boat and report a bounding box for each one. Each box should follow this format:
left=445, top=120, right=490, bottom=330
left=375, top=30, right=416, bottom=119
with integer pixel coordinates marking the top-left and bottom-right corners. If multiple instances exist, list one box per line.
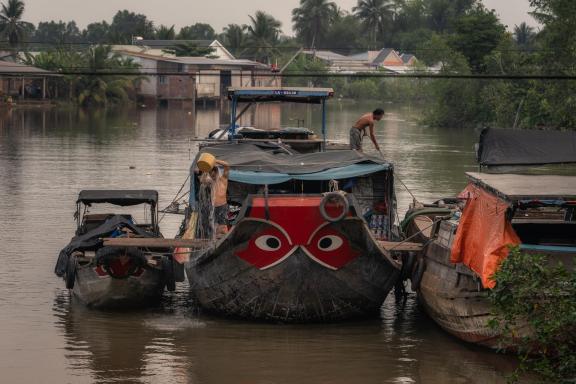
left=402, top=128, right=576, bottom=349
left=55, top=190, right=177, bottom=308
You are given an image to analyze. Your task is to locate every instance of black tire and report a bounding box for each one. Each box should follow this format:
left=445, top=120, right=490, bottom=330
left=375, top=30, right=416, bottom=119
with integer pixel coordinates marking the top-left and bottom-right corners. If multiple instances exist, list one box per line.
left=162, top=257, right=176, bottom=292
left=319, top=192, right=349, bottom=222
left=401, top=252, right=416, bottom=281
left=65, top=255, right=76, bottom=289
left=411, top=258, right=426, bottom=292
left=95, top=246, right=146, bottom=279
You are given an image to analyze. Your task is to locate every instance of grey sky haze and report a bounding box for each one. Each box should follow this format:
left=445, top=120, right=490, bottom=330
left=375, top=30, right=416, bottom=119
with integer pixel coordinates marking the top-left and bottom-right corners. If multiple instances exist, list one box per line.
left=21, top=0, right=538, bottom=33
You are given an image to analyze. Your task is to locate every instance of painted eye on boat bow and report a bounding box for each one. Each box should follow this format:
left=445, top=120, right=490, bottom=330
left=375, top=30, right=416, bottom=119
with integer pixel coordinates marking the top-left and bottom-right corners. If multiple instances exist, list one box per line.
left=255, top=235, right=282, bottom=251
left=317, top=235, right=343, bottom=251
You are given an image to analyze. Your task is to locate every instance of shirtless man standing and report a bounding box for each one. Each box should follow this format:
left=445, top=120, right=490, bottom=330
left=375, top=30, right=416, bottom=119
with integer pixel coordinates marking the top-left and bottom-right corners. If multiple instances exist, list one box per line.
left=350, top=108, right=385, bottom=152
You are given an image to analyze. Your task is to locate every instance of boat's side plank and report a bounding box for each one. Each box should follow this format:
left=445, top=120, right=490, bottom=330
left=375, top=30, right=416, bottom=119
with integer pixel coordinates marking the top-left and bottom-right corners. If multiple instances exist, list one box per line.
left=102, top=238, right=210, bottom=248
left=378, top=241, right=423, bottom=252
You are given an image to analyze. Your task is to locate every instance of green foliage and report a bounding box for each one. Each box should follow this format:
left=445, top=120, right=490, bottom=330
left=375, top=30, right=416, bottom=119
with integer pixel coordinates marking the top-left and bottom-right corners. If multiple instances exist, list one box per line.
left=25, top=45, right=141, bottom=107
left=353, top=0, right=394, bottom=48
left=33, top=20, right=82, bottom=46
left=292, top=0, right=337, bottom=48
left=155, top=25, right=175, bottom=40
left=220, top=24, right=246, bottom=56
left=449, top=5, right=506, bottom=71
left=162, top=42, right=216, bottom=57
left=245, top=11, right=282, bottom=63
left=0, top=0, right=32, bottom=48
left=177, top=23, right=216, bottom=40
left=108, top=10, right=155, bottom=44
left=489, top=247, right=576, bottom=383
left=347, top=78, right=379, bottom=99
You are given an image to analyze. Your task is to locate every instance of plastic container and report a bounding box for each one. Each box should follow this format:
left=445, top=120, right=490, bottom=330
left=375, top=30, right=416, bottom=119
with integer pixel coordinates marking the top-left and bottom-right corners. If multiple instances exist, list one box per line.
left=197, top=153, right=216, bottom=173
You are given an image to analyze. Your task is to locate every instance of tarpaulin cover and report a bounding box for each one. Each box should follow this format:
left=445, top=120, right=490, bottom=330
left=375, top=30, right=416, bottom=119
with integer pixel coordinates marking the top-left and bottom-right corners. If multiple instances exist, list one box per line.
left=54, top=215, right=154, bottom=277
left=450, top=183, right=521, bottom=289
left=195, top=143, right=391, bottom=185
left=77, top=190, right=158, bottom=206
left=477, top=128, right=576, bottom=166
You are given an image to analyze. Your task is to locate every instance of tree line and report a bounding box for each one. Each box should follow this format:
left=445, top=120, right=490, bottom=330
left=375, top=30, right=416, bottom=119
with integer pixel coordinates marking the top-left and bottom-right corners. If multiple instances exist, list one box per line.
left=0, top=0, right=574, bottom=131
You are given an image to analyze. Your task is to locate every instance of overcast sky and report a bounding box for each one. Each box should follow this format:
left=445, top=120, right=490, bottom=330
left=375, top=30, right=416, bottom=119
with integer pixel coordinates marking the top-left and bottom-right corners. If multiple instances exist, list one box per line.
left=21, top=0, right=538, bottom=33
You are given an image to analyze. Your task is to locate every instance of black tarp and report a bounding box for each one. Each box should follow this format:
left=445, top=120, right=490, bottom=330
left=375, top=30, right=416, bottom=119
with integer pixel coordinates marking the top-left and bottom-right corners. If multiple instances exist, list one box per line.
left=77, top=190, right=158, bottom=206
left=54, top=215, right=154, bottom=277
left=196, top=143, right=389, bottom=174
left=477, top=128, right=576, bottom=166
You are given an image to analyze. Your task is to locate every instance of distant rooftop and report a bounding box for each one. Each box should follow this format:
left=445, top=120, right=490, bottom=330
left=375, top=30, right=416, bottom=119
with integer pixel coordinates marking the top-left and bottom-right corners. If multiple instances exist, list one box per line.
left=0, top=60, right=60, bottom=76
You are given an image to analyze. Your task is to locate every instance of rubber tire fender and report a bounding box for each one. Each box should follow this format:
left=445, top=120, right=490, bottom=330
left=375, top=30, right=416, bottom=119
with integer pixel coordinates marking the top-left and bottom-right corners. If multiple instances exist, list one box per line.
left=411, top=257, right=426, bottom=292
left=401, top=251, right=417, bottom=281
left=319, top=192, right=349, bottom=223
left=95, top=247, right=146, bottom=279
left=65, top=255, right=77, bottom=289
left=162, top=257, right=176, bottom=292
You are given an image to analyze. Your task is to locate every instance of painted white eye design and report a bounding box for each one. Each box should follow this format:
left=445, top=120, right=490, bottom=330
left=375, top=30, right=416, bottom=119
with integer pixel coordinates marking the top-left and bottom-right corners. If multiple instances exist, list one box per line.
left=317, top=235, right=343, bottom=251
left=255, top=235, right=282, bottom=251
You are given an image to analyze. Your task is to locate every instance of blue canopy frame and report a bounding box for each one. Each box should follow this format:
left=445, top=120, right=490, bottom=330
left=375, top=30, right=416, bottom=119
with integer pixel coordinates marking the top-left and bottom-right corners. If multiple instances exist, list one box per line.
left=227, top=87, right=334, bottom=149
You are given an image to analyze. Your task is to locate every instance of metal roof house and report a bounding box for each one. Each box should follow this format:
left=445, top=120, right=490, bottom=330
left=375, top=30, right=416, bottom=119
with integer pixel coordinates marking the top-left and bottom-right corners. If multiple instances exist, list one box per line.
left=113, top=49, right=279, bottom=106
left=0, top=60, right=61, bottom=103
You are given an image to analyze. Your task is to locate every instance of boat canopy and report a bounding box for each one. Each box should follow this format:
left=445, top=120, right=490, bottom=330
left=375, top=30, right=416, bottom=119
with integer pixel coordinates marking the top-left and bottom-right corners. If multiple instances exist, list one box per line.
left=477, top=128, right=576, bottom=166
left=77, top=190, right=158, bottom=206
left=193, top=143, right=391, bottom=185
left=466, top=172, right=576, bottom=202
left=227, top=87, right=334, bottom=104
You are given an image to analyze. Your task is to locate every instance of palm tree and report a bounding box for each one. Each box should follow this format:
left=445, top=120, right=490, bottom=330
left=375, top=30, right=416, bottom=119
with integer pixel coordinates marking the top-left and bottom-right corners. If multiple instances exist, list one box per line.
left=292, top=0, right=337, bottom=48
left=77, top=45, right=141, bottom=107
left=0, top=0, right=30, bottom=49
left=353, top=0, right=394, bottom=48
left=163, top=42, right=216, bottom=57
left=155, top=25, right=176, bottom=40
left=245, top=11, right=282, bottom=63
left=221, top=24, right=246, bottom=57
left=513, top=22, right=535, bottom=48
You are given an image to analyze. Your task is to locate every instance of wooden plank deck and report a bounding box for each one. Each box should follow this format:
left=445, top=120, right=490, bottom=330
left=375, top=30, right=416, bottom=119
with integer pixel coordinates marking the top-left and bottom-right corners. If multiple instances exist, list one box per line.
left=378, top=241, right=424, bottom=252
left=102, top=238, right=210, bottom=248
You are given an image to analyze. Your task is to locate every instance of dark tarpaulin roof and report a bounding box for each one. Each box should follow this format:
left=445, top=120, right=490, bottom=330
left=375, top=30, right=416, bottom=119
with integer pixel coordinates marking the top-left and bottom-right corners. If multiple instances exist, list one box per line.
left=477, top=128, right=576, bottom=166
left=227, top=87, right=334, bottom=104
left=196, top=143, right=390, bottom=175
left=77, top=190, right=158, bottom=206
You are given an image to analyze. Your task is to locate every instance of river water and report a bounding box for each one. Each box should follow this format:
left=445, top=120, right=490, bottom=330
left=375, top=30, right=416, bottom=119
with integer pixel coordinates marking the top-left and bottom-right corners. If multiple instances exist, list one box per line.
left=0, top=103, right=524, bottom=383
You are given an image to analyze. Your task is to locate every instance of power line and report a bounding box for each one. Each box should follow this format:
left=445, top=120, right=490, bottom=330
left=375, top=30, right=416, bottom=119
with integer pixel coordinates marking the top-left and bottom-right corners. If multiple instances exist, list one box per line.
left=1, top=70, right=576, bottom=80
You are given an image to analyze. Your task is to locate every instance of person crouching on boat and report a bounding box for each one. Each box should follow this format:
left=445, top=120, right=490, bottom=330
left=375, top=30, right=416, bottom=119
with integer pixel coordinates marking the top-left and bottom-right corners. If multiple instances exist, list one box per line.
left=210, top=160, right=230, bottom=236
left=350, top=108, right=385, bottom=152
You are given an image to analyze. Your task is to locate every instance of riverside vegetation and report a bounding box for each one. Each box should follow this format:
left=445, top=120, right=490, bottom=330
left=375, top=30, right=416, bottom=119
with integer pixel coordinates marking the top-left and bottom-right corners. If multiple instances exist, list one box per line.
left=0, top=0, right=574, bottom=130
left=489, top=247, right=576, bottom=383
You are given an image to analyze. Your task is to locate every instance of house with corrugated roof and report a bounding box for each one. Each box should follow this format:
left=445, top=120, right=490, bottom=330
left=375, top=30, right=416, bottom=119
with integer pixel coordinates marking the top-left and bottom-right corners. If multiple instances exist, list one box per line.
left=113, top=47, right=278, bottom=106
left=0, top=60, right=61, bottom=104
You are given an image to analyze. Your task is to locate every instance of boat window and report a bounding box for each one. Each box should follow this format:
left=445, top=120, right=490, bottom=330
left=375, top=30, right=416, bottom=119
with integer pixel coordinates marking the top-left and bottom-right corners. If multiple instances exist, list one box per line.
left=512, top=206, right=576, bottom=246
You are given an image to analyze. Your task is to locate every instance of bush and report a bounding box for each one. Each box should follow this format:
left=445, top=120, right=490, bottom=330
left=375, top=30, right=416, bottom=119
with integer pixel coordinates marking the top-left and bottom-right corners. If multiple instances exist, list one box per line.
left=489, top=247, right=576, bottom=383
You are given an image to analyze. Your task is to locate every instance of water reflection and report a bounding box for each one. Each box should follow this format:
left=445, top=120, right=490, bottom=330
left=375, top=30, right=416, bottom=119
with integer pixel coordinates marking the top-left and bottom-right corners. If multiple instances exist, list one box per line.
left=53, top=291, right=521, bottom=384
left=1, top=103, right=527, bottom=383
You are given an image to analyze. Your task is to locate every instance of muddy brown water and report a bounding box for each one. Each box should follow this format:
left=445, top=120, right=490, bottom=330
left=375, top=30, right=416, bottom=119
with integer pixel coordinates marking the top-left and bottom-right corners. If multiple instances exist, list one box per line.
left=0, top=103, right=528, bottom=383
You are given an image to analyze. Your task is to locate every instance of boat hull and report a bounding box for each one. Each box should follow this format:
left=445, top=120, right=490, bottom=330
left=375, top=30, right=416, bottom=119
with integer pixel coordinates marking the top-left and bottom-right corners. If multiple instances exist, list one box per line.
left=72, top=265, right=165, bottom=308
left=186, top=218, right=401, bottom=322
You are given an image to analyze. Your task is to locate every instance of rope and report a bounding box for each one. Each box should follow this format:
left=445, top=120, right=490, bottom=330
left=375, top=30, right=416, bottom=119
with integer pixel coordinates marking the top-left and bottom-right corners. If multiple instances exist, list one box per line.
left=385, top=215, right=450, bottom=252
left=158, top=175, right=190, bottom=224
left=394, top=173, right=418, bottom=203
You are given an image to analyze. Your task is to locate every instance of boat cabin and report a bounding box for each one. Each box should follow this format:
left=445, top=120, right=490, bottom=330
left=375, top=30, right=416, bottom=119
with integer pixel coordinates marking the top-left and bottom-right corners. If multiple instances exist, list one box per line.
left=211, top=86, right=337, bottom=153
left=465, top=172, right=576, bottom=262
left=75, top=190, right=160, bottom=236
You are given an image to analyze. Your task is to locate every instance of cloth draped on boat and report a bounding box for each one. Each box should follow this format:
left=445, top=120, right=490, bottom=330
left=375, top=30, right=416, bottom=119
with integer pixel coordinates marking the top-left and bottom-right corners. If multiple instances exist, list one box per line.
left=477, top=128, right=576, bottom=166
left=450, top=183, right=521, bottom=289
left=195, top=143, right=391, bottom=185
left=55, top=215, right=153, bottom=277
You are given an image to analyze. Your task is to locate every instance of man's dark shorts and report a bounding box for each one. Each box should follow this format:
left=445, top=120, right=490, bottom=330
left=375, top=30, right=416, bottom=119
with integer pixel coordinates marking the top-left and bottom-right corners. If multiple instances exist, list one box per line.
left=350, top=127, right=363, bottom=151
left=214, top=204, right=228, bottom=225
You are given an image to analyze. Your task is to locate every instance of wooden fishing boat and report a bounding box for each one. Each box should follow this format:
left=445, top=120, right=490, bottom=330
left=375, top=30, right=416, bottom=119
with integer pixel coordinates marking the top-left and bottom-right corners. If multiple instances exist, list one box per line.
left=177, top=87, right=403, bottom=322
left=55, top=190, right=177, bottom=308
left=402, top=128, right=576, bottom=348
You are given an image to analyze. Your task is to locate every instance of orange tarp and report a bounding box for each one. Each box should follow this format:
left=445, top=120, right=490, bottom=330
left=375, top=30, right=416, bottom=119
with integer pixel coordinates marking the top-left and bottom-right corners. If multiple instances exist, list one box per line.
left=450, top=183, right=520, bottom=289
